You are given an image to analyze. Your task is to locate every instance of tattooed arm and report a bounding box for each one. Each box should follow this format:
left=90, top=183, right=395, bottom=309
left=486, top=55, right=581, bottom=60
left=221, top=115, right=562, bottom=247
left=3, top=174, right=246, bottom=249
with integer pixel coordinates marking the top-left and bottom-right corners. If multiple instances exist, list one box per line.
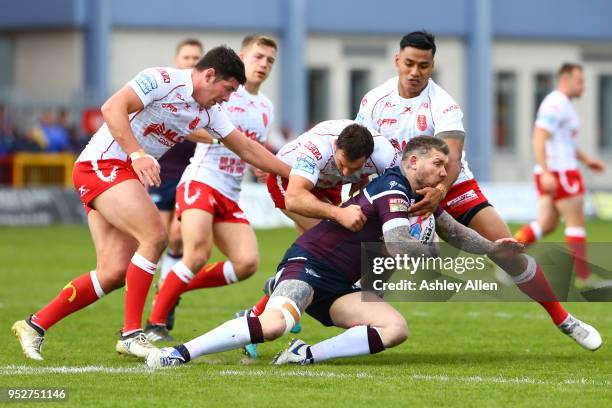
left=434, top=210, right=492, bottom=254
left=435, top=210, right=523, bottom=258
left=383, top=224, right=439, bottom=258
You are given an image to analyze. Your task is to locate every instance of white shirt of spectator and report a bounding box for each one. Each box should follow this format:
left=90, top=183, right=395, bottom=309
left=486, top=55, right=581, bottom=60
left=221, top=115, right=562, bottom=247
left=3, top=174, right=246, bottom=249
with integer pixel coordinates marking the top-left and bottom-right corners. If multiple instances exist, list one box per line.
left=180, top=85, right=274, bottom=202
left=277, top=119, right=399, bottom=189
left=355, top=77, right=473, bottom=185
left=77, top=67, right=235, bottom=163
left=534, top=90, right=579, bottom=172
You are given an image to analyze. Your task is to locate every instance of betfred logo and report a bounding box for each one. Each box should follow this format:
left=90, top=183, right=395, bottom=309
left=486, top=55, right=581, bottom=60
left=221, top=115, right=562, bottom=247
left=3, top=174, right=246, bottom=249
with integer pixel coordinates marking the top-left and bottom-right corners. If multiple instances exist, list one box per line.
left=161, top=103, right=178, bottom=113
left=377, top=118, right=397, bottom=126
left=189, top=116, right=201, bottom=130
left=157, top=69, right=171, bottom=83
left=417, top=115, right=427, bottom=131
left=305, top=141, right=323, bottom=160
left=143, top=122, right=179, bottom=144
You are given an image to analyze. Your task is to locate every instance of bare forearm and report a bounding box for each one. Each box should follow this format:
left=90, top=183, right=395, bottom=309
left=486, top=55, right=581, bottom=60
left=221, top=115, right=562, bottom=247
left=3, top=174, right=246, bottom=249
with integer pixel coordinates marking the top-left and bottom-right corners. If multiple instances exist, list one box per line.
left=434, top=211, right=493, bottom=254
left=237, top=139, right=290, bottom=178
left=285, top=190, right=337, bottom=220
left=575, top=148, right=589, bottom=163
left=439, top=131, right=464, bottom=188
left=533, top=127, right=549, bottom=171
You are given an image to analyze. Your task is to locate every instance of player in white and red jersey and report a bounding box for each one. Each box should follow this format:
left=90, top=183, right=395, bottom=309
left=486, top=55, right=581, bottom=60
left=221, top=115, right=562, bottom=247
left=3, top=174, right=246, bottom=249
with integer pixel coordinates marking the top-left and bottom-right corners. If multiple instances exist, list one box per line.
left=11, top=46, right=290, bottom=361
left=145, top=36, right=278, bottom=341
left=355, top=31, right=601, bottom=346
left=150, top=39, right=204, bottom=293
left=514, top=63, right=606, bottom=287
left=268, top=119, right=399, bottom=234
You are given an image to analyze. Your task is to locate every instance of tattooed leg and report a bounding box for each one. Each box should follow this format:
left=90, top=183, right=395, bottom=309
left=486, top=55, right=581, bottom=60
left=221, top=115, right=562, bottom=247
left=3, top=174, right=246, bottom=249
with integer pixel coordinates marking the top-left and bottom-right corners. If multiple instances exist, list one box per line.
left=259, top=280, right=314, bottom=340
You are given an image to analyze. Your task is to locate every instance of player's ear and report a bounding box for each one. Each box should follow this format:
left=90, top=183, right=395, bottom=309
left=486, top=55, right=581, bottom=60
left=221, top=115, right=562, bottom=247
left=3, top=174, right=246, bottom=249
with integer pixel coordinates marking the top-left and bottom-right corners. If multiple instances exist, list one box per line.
left=204, top=68, right=216, bottom=82
left=394, top=53, right=401, bottom=68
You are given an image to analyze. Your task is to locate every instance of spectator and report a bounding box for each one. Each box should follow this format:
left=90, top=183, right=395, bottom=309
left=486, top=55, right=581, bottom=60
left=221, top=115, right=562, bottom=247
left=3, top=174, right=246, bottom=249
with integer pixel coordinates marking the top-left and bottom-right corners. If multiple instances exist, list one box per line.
left=29, top=109, right=70, bottom=152
left=0, top=103, right=17, bottom=155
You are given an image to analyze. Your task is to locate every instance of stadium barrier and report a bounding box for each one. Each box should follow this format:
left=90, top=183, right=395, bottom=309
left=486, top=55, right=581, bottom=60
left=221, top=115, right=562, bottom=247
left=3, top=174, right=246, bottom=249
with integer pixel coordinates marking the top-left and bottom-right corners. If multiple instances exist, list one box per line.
left=12, top=153, right=75, bottom=188
left=0, top=182, right=607, bottom=227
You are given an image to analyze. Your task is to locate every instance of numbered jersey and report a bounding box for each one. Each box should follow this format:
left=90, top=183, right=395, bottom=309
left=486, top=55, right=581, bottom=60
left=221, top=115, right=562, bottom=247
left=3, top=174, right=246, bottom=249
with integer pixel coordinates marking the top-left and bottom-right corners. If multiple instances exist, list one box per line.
left=277, top=119, right=399, bottom=189
left=534, top=90, right=579, bottom=172
left=356, top=77, right=473, bottom=184
left=77, top=67, right=235, bottom=163
left=180, top=85, right=274, bottom=202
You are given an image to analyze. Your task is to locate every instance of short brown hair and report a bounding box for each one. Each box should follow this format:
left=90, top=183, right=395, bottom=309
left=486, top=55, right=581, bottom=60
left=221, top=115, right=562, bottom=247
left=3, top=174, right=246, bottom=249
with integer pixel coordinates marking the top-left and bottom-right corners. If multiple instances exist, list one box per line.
left=402, top=136, right=449, bottom=160
left=242, top=35, right=277, bottom=51
left=558, top=63, right=582, bottom=77
left=336, top=124, right=374, bottom=161
left=176, top=38, right=203, bottom=55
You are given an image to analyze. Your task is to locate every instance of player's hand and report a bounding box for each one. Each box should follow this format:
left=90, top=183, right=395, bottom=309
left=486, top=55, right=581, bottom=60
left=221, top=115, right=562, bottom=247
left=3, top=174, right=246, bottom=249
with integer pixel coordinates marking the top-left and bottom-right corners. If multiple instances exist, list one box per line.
left=540, top=171, right=557, bottom=194
left=334, top=204, right=367, bottom=232
left=253, top=167, right=268, bottom=183
left=410, top=186, right=445, bottom=217
left=489, top=238, right=524, bottom=260
left=130, top=151, right=161, bottom=187
left=585, top=158, right=606, bottom=173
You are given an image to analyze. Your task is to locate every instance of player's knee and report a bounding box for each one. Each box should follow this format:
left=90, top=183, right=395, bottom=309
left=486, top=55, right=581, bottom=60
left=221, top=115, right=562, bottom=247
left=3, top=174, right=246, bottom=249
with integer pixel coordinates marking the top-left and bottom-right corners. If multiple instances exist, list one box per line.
left=259, top=310, right=287, bottom=340
left=381, top=317, right=409, bottom=348
left=541, top=219, right=558, bottom=235
left=234, top=257, right=259, bottom=280
left=95, top=268, right=126, bottom=292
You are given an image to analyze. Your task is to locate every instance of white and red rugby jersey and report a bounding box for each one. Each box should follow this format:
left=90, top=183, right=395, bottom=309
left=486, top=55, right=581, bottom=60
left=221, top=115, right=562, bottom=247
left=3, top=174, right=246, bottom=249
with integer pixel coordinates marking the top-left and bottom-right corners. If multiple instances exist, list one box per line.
left=355, top=77, right=473, bottom=184
left=277, top=119, right=399, bottom=189
left=534, top=90, right=580, bottom=172
left=180, top=85, right=274, bottom=202
left=77, top=67, right=235, bottom=163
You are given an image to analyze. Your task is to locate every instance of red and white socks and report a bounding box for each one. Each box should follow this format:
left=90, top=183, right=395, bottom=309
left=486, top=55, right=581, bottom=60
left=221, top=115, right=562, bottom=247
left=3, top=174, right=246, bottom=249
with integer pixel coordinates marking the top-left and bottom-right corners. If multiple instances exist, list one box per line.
left=514, top=221, right=542, bottom=245
left=31, top=270, right=105, bottom=332
left=123, top=253, right=157, bottom=335
left=565, top=227, right=590, bottom=280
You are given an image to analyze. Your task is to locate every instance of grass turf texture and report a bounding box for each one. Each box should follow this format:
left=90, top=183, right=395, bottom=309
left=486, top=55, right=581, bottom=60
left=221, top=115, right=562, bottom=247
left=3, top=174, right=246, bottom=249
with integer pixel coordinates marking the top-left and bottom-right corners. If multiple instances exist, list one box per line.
left=0, top=222, right=610, bottom=407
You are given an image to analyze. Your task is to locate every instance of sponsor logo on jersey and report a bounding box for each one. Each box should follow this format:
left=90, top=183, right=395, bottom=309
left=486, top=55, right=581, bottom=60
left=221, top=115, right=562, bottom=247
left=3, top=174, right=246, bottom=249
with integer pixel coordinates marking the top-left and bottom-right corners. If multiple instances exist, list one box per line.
left=135, top=72, right=158, bottom=95
left=360, top=97, right=368, bottom=107
left=295, top=153, right=316, bottom=174
left=143, top=122, right=179, bottom=145
left=161, top=103, right=178, bottom=113
left=262, top=112, right=269, bottom=128
left=189, top=116, right=200, bottom=130
left=305, top=141, right=323, bottom=160
left=417, top=115, right=427, bottom=131
left=420, top=102, right=429, bottom=109
left=384, top=102, right=396, bottom=108
left=442, top=104, right=460, bottom=115
left=446, top=189, right=478, bottom=208
left=388, top=179, right=407, bottom=191
left=377, top=118, right=397, bottom=126
left=401, top=106, right=413, bottom=114
left=175, top=93, right=185, bottom=102
left=156, top=68, right=171, bottom=83
left=388, top=197, right=409, bottom=212
left=227, top=106, right=246, bottom=113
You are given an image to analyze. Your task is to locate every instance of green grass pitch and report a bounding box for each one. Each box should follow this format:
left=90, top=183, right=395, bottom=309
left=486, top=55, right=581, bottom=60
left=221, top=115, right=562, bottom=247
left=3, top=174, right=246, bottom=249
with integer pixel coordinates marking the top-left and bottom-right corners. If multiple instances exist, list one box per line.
left=0, top=222, right=610, bottom=407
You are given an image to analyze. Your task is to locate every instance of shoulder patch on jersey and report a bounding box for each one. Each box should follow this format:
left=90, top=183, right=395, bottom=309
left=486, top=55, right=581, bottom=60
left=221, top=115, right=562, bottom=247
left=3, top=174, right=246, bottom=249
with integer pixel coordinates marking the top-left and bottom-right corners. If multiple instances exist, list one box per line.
left=388, top=197, right=408, bottom=212
left=388, top=179, right=407, bottom=191
left=295, top=153, right=316, bottom=174
left=135, top=72, right=158, bottom=95
left=305, top=141, right=323, bottom=161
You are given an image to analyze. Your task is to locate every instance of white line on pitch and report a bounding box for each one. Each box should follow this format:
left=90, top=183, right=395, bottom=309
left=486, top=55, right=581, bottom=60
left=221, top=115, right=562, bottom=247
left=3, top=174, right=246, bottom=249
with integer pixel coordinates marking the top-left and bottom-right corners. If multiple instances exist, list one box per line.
left=0, top=365, right=153, bottom=375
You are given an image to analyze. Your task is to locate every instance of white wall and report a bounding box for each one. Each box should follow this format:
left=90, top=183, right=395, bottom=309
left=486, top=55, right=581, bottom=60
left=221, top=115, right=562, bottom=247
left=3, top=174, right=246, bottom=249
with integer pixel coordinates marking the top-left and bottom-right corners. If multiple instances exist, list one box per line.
left=13, top=30, right=82, bottom=96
